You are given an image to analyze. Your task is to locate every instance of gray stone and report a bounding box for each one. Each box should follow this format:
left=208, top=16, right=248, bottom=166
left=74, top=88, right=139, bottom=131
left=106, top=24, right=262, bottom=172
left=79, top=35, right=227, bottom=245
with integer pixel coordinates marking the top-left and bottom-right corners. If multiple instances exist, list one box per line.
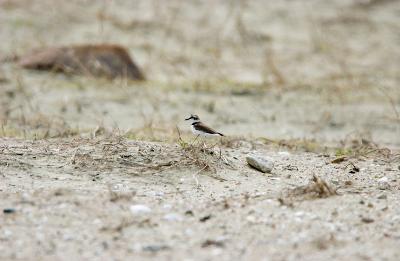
left=246, top=155, right=275, bottom=173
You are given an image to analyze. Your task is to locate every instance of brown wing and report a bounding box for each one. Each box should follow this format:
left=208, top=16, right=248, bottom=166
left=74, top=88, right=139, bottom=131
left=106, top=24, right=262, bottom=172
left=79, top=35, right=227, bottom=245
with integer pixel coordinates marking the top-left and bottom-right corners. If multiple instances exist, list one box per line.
left=194, top=122, right=223, bottom=136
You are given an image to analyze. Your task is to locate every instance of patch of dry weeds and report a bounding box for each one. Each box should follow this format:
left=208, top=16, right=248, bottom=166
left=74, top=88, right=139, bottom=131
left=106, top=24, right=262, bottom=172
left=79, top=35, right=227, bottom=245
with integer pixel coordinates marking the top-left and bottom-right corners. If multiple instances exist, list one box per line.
left=280, top=175, right=337, bottom=205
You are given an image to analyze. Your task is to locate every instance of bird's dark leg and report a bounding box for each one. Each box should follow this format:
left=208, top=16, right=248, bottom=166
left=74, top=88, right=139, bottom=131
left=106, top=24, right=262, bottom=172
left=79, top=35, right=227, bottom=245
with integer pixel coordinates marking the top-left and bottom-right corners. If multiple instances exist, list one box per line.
left=200, top=138, right=208, bottom=155
left=202, top=138, right=208, bottom=150
left=190, top=135, right=200, bottom=146
left=210, top=139, right=221, bottom=149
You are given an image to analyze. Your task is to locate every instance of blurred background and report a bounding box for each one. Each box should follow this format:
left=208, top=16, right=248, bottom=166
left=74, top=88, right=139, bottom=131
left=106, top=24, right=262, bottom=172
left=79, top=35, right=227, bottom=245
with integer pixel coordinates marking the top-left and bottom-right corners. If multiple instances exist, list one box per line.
left=0, top=0, right=399, bottom=148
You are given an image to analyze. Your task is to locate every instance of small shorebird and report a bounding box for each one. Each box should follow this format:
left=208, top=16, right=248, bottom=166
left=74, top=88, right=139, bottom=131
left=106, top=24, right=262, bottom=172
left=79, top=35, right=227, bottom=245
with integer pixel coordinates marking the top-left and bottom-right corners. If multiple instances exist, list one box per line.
left=185, top=114, right=224, bottom=145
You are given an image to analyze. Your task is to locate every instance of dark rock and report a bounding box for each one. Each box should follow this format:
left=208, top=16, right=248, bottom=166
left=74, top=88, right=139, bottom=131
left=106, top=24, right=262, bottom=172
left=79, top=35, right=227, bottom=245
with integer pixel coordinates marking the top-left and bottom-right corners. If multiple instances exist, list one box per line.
left=199, top=214, right=212, bottom=222
left=185, top=210, right=194, bottom=216
left=3, top=208, right=16, bottom=214
left=344, top=180, right=353, bottom=186
left=19, top=44, right=145, bottom=80
left=201, top=239, right=225, bottom=248
left=361, top=217, right=374, bottom=223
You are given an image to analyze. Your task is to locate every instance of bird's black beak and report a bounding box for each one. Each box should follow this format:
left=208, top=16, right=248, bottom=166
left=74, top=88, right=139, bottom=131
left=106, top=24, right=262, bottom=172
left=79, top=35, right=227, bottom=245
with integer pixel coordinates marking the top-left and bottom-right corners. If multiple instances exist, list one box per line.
left=185, top=116, right=192, bottom=121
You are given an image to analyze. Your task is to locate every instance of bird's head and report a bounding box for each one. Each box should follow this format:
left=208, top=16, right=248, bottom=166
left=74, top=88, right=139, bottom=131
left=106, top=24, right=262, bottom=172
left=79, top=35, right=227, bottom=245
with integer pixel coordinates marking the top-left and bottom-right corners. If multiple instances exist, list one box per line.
left=185, top=114, right=200, bottom=123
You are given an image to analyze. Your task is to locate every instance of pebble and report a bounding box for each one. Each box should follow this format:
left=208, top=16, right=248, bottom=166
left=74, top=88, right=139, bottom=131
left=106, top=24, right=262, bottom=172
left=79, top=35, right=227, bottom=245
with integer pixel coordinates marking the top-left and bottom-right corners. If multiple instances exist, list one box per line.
left=378, top=177, right=389, bottom=183
left=391, top=216, right=400, bottom=222
left=163, top=213, right=183, bottom=222
left=278, top=151, right=291, bottom=159
left=3, top=229, right=12, bottom=237
left=142, top=245, right=170, bottom=253
left=130, top=205, right=152, bottom=215
left=63, top=234, right=74, bottom=241
left=185, top=228, right=194, bottom=236
left=246, top=215, right=256, bottom=223
left=377, top=194, right=387, bottom=200
left=246, top=155, right=275, bottom=173
left=154, top=191, right=165, bottom=197
left=377, top=176, right=390, bottom=190
left=92, top=219, right=102, bottom=225
left=163, top=204, right=172, bottom=210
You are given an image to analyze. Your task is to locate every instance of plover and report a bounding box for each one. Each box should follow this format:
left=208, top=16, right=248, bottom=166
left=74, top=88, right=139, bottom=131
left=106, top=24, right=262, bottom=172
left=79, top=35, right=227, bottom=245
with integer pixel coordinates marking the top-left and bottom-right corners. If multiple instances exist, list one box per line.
left=185, top=114, right=224, bottom=138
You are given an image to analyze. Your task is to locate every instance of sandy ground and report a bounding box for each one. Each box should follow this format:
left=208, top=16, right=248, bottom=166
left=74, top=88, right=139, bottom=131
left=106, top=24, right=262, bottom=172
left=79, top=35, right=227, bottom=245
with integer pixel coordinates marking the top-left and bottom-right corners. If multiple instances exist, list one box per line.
left=1, top=0, right=400, bottom=260
left=0, top=137, right=399, bottom=260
